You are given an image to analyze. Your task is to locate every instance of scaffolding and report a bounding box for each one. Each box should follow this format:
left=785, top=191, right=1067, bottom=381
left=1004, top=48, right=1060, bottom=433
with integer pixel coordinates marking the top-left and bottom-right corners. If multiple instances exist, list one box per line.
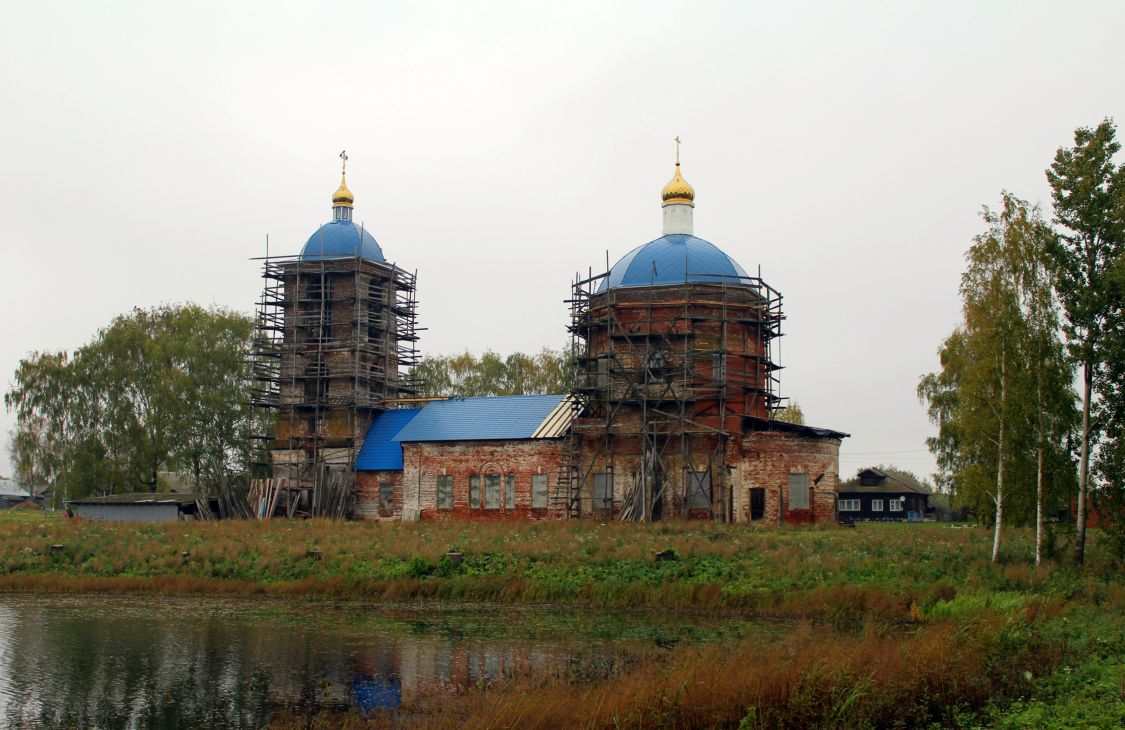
left=249, top=252, right=419, bottom=518
left=558, top=269, right=784, bottom=521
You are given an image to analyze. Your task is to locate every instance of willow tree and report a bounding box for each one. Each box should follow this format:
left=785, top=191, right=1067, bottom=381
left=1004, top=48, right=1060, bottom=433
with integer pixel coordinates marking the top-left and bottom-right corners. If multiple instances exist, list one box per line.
left=1046, top=119, right=1125, bottom=565
left=920, top=193, right=1074, bottom=561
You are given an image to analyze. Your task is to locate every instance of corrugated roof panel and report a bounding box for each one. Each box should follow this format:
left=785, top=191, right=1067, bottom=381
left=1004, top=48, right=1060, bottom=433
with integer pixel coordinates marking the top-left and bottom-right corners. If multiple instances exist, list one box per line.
left=531, top=395, right=580, bottom=438
left=356, top=408, right=423, bottom=471
left=394, top=394, right=568, bottom=442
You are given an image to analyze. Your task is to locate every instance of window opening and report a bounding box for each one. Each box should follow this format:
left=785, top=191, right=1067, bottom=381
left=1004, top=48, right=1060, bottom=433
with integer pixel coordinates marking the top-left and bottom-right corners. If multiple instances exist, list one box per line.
left=787, top=473, right=809, bottom=510
left=484, top=475, right=500, bottom=509
left=531, top=474, right=548, bottom=509
left=686, top=471, right=710, bottom=508
left=437, top=475, right=453, bottom=509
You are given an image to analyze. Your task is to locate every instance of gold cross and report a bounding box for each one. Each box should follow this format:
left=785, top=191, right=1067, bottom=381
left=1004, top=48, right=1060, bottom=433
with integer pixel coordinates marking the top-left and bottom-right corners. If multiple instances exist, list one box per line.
left=674, top=136, right=681, bottom=166
left=340, top=150, right=348, bottom=175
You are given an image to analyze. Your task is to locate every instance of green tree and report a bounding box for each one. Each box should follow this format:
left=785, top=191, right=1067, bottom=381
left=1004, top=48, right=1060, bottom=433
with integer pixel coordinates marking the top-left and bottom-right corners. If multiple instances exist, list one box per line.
left=920, top=194, right=1075, bottom=561
left=415, top=348, right=570, bottom=397
left=1045, top=119, right=1125, bottom=565
left=773, top=402, right=805, bottom=425
left=1093, top=243, right=1125, bottom=563
left=4, top=304, right=256, bottom=502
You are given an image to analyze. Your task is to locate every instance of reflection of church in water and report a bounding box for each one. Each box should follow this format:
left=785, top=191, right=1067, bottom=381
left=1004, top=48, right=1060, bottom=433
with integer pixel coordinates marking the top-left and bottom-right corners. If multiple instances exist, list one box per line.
left=0, top=598, right=613, bottom=724
left=252, top=143, right=847, bottom=524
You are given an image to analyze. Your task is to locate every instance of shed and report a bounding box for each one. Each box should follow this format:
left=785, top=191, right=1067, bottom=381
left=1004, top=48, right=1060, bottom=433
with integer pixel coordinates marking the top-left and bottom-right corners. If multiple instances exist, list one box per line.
left=67, top=493, right=218, bottom=522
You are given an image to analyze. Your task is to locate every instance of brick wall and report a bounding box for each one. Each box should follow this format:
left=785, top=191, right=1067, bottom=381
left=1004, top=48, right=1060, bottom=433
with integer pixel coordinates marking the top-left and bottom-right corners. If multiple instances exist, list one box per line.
left=356, top=470, right=404, bottom=520
left=399, top=439, right=565, bottom=521
left=738, top=430, right=841, bottom=525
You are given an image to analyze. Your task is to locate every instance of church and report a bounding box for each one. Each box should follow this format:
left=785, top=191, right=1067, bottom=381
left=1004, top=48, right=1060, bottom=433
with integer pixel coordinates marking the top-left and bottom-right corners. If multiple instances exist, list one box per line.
left=251, top=147, right=847, bottom=524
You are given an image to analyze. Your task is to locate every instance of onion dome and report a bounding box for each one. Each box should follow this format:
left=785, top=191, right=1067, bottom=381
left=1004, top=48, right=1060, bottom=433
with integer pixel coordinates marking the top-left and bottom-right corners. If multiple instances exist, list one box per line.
left=332, top=175, right=354, bottom=207
left=661, top=164, right=695, bottom=207
left=601, top=138, right=746, bottom=291
left=299, top=152, right=385, bottom=262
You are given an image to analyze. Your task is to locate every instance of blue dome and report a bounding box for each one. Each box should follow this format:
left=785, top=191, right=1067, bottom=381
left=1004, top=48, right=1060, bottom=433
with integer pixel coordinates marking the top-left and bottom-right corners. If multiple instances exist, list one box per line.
left=599, top=234, right=749, bottom=292
left=300, top=219, right=385, bottom=262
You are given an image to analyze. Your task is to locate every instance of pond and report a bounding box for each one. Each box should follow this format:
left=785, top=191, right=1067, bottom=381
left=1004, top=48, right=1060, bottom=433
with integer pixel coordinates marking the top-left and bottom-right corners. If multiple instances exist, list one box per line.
left=0, top=595, right=763, bottom=729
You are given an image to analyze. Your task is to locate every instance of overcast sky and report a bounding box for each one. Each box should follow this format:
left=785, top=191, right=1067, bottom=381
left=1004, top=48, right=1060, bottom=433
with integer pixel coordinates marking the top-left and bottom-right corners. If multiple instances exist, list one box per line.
left=2, top=1, right=1123, bottom=483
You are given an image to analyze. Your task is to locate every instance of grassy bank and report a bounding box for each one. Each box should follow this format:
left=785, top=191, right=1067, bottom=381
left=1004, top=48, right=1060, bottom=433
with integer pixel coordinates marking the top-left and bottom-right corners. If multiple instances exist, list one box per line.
left=0, top=515, right=1120, bottom=614
left=2, top=514, right=1121, bottom=727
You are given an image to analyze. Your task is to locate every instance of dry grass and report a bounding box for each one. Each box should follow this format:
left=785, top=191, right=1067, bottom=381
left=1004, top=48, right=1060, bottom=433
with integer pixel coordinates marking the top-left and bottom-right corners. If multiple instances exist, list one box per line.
left=268, top=609, right=1076, bottom=730
left=0, top=518, right=1119, bottom=613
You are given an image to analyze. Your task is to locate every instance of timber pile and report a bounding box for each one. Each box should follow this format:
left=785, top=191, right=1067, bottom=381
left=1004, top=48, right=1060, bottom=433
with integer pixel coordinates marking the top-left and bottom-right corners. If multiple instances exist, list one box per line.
left=232, top=474, right=355, bottom=520
left=193, top=498, right=216, bottom=521
left=248, top=478, right=289, bottom=519
left=310, top=470, right=353, bottom=519
left=215, top=476, right=254, bottom=519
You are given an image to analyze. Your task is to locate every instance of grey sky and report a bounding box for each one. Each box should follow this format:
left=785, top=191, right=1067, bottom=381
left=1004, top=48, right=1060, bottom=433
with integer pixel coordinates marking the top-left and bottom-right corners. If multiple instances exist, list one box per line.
left=2, top=1, right=1123, bottom=483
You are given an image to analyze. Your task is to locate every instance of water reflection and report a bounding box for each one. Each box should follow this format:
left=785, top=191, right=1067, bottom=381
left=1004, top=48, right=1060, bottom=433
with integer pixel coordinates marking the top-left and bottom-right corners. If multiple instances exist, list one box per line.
left=0, top=596, right=744, bottom=729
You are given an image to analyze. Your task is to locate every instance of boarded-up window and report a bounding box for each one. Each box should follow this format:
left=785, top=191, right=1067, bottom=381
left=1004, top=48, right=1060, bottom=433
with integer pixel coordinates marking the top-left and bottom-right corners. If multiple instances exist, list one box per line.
left=596, top=358, right=609, bottom=388
left=485, top=475, right=500, bottom=509
left=437, top=476, right=453, bottom=509
left=504, top=475, right=515, bottom=509
left=686, top=471, right=710, bottom=508
left=379, top=483, right=394, bottom=514
left=787, top=473, right=809, bottom=510
left=532, top=474, right=549, bottom=509
left=470, top=476, right=481, bottom=509
left=711, top=353, right=725, bottom=383
left=593, top=473, right=613, bottom=515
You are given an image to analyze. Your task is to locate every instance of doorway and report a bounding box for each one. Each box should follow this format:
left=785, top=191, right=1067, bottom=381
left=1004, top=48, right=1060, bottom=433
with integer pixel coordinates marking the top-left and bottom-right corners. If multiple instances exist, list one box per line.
left=749, top=488, right=765, bottom=521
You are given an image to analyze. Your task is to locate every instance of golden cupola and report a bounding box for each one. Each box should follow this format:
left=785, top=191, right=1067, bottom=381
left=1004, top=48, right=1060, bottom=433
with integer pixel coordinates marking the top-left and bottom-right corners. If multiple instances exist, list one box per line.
left=332, top=175, right=354, bottom=208
left=661, top=165, right=695, bottom=206
left=661, top=137, right=695, bottom=235
left=661, top=137, right=695, bottom=207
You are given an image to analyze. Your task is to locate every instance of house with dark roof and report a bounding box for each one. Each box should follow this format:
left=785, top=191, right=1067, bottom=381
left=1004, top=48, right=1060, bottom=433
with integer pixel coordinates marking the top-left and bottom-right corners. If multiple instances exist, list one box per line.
left=355, top=395, right=576, bottom=521
left=837, top=467, right=932, bottom=523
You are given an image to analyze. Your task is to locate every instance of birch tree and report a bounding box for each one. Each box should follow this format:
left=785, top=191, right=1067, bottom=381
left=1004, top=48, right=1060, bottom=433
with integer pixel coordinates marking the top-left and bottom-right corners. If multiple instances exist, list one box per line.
left=920, top=194, right=1074, bottom=561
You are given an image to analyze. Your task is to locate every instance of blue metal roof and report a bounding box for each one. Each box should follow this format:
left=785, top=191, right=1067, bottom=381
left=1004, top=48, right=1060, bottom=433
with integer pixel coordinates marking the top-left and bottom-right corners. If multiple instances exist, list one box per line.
left=356, top=408, right=422, bottom=471
left=300, top=219, right=385, bottom=262
left=598, top=234, right=749, bottom=292
left=394, top=394, right=568, bottom=443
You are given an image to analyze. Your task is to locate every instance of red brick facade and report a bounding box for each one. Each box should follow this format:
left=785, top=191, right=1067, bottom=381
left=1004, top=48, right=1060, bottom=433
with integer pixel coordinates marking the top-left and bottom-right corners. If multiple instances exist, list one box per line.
left=356, top=425, right=842, bottom=526
left=736, top=430, right=841, bottom=524
left=399, top=439, right=565, bottom=521
left=356, top=470, right=405, bottom=521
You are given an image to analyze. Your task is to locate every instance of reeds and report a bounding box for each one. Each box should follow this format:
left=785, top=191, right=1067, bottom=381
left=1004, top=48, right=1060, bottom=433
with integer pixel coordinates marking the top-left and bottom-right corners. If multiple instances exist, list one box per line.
left=267, top=610, right=1079, bottom=729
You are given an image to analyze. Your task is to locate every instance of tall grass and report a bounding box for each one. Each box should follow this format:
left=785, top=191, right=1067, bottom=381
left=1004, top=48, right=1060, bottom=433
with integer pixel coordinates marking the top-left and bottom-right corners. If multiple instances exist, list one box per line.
left=0, top=519, right=1119, bottom=611
left=268, top=605, right=1101, bottom=729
